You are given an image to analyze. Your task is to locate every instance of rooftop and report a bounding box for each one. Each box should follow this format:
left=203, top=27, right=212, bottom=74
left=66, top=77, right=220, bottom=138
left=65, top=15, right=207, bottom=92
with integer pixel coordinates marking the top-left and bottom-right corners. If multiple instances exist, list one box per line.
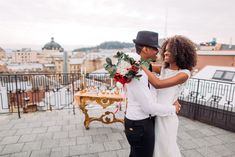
left=197, top=50, right=235, bottom=56
left=193, top=65, right=235, bottom=82
left=0, top=109, right=234, bottom=157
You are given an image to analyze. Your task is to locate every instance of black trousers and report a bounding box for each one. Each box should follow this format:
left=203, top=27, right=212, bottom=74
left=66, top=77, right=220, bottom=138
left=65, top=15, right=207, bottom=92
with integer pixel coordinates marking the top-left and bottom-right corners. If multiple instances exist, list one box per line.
left=124, top=116, right=155, bottom=157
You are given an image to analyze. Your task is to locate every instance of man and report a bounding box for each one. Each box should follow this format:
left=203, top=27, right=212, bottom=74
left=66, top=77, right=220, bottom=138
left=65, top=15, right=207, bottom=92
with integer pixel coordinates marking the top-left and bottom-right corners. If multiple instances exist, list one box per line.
left=124, top=31, right=181, bottom=157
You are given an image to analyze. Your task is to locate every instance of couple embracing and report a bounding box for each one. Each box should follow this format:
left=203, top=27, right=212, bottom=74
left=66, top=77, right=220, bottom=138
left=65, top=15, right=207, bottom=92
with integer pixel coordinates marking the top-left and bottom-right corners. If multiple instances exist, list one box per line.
left=124, top=31, right=197, bottom=157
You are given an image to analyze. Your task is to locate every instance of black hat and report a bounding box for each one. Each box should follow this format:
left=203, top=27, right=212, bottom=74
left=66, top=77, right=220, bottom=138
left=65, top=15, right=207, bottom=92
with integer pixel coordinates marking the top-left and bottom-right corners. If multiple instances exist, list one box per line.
left=133, top=31, right=160, bottom=49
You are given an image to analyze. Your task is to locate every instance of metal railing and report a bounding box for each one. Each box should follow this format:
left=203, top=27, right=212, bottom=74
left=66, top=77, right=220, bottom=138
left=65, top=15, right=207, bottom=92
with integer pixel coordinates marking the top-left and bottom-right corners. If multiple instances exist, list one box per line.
left=0, top=73, right=111, bottom=118
left=0, top=73, right=234, bottom=131
left=178, top=78, right=235, bottom=132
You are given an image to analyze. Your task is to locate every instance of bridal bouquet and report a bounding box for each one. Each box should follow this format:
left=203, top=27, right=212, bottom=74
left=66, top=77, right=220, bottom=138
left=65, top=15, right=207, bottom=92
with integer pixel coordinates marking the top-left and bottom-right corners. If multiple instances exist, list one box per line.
left=104, top=52, right=144, bottom=86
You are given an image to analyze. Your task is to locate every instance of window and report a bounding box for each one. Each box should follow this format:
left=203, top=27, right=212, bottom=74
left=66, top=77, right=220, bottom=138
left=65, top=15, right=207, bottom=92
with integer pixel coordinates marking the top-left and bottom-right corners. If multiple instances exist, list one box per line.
left=212, top=70, right=224, bottom=79
left=223, top=71, right=235, bottom=81
left=212, top=70, right=235, bottom=81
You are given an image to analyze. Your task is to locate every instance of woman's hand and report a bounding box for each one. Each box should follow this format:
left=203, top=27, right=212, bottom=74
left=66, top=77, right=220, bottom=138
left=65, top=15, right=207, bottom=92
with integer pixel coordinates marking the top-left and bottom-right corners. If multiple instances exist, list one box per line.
left=140, top=64, right=148, bottom=70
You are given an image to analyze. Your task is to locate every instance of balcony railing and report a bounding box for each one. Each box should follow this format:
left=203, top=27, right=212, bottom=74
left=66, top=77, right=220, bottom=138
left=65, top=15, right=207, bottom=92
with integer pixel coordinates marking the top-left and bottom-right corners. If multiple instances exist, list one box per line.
left=178, top=78, right=235, bottom=132
left=0, top=73, right=234, bottom=131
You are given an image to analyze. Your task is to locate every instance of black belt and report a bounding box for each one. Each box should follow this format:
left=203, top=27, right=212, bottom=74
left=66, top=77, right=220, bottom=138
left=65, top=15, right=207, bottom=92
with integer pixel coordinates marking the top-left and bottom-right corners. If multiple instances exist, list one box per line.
left=125, top=116, right=155, bottom=125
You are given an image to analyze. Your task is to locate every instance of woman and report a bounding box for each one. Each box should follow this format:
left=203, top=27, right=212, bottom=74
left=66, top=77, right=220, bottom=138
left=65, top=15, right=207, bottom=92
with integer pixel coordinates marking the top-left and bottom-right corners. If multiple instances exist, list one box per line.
left=141, top=35, right=197, bottom=157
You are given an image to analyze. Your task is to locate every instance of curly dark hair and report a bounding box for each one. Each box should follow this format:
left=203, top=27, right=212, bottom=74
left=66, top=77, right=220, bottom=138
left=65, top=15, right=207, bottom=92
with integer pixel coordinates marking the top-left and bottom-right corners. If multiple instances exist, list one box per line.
left=161, top=35, right=197, bottom=71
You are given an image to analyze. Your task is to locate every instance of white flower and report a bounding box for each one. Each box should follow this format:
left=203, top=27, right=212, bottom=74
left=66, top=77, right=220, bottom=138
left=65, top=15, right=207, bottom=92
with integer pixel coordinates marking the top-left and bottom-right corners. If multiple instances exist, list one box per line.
left=116, top=82, right=123, bottom=89
left=116, top=60, right=131, bottom=75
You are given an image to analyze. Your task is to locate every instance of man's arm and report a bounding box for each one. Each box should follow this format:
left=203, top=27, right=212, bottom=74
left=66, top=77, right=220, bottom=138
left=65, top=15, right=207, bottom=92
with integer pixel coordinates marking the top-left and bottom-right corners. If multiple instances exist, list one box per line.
left=128, top=79, right=176, bottom=116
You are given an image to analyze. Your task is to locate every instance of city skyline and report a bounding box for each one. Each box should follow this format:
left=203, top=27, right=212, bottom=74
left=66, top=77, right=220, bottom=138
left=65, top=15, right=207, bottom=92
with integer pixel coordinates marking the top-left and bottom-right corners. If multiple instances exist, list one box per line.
left=0, top=0, right=235, bottom=50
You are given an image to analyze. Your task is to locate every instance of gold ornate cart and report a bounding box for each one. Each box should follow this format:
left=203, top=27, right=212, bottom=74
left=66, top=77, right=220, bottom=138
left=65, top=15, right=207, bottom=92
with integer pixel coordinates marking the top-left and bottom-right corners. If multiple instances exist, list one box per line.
left=74, top=92, right=124, bottom=129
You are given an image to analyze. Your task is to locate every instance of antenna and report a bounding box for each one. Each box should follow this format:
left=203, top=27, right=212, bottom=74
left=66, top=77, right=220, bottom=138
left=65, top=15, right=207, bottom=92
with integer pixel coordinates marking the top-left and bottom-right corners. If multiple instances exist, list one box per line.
left=164, top=8, right=168, bottom=38
left=229, top=37, right=232, bottom=49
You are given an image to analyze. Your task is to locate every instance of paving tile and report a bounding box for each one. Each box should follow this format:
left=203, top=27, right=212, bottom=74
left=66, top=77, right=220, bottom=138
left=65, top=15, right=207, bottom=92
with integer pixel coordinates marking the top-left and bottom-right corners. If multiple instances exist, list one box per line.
left=0, top=136, right=20, bottom=145
left=35, top=132, right=53, bottom=141
left=116, top=149, right=130, bottom=157
left=204, top=136, right=224, bottom=146
left=0, top=154, right=10, bottom=157
left=103, top=141, right=121, bottom=151
left=22, top=141, right=42, bottom=151
left=178, top=131, right=193, bottom=140
left=42, top=121, right=57, bottom=127
left=10, top=151, right=31, bottom=157
left=12, top=123, right=28, bottom=129
left=209, top=145, right=234, bottom=156
left=59, top=138, right=76, bottom=146
left=15, top=128, right=32, bottom=136
left=30, top=149, right=51, bottom=157
left=210, top=127, right=231, bottom=135
left=77, top=136, right=92, bottom=145
left=186, top=129, right=205, bottom=138
left=84, top=128, right=101, bottom=136
left=68, top=130, right=84, bottom=138
left=178, top=139, right=199, bottom=149
left=191, top=138, right=211, bottom=148
left=18, top=134, right=37, bottom=143
left=224, top=142, right=235, bottom=153
left=31, top=127, right=47, bottom=134
left=69, top=145, right=88, bottom=156
left=28, top=122, right=42, bottom=128
left=107, top=133, right=123, bottom=141
left=51, top=146, right=69, bottom=157
left=0, top=145, right=5, bottom=152
left=53, top=132, right=68, bottom=139
left=41, top=139, right=59, bottom=149
left=181, top=149, right=203, bottom=157
left=118, top=139, right=129, bottom=149
left=87, top=143, right=105, bottom=154
left=216, top=134, right=235, bottom=143
left=92, top=134, right=108, bottom=143
left=1, top=143, right=24, bottom=155
left=197, top=147, right=223, bottom=157
left=62, top=125, right=76, bottom=131
left=80, top=154, right=98, bottom=157
left=98, top=151, right=117, bottom=157
left=0, top=130, right=17, bottom=138
left=0, top=124, right=13, bottom=131
left=47, top=126, right=61, bottom=132
left=97, top=127, right=113, bottom=134
left=199, top=128, right=217, bottom=136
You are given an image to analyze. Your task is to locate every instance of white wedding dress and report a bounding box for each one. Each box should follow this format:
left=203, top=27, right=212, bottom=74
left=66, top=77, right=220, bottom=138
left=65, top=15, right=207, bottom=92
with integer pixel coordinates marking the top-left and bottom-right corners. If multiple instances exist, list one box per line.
left=153, top=68, right=190, bottom=157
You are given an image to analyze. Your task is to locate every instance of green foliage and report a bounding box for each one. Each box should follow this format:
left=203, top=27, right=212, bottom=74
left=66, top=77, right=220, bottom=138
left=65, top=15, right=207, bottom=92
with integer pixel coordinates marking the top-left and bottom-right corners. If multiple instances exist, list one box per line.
left=104, top=51, right=153, bottom=85
left=73, top=41, right=134, bottom=52
left=98, top=41, right=134, bottom=49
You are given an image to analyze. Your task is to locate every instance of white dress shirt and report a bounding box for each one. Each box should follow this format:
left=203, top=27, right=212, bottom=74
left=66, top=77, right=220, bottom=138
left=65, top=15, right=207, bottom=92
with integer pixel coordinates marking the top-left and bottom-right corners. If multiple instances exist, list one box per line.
left=125, top=70, right=176, bottom=120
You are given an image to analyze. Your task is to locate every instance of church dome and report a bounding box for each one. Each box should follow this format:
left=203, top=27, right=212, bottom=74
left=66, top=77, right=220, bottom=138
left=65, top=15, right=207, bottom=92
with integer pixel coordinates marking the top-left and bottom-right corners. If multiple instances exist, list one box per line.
left=42, top=37, right=64, bottom=52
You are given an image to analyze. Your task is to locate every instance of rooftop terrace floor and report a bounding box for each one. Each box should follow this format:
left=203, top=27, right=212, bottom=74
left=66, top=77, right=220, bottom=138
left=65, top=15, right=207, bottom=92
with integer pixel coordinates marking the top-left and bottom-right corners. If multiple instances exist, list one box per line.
left=0, top=108, right=235, bottom=157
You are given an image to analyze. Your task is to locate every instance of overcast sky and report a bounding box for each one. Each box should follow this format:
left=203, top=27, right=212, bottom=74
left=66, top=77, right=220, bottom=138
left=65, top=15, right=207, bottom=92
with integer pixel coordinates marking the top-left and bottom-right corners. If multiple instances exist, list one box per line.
left=0, top=0, right=234, bottom=50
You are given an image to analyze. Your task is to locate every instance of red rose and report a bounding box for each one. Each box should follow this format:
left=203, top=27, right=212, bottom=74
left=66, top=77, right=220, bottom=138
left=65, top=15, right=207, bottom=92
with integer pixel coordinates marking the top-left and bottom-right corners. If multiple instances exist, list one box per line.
left=114, top=73, right=128, bottom=85
left=130, top=65, right=139, bottom=73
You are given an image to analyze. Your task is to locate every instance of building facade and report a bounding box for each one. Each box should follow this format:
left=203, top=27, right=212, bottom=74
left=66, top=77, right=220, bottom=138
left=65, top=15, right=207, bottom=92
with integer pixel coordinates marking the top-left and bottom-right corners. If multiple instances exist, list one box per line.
left=12, top=48, right=38, bottom=63
left=195, top=51, right=235, bottom=70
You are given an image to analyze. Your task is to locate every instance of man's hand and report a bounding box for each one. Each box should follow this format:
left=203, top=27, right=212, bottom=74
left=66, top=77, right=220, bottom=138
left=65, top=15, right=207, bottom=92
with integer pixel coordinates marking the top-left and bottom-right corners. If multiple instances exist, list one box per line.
left=174, top=100, right=181, bottom=114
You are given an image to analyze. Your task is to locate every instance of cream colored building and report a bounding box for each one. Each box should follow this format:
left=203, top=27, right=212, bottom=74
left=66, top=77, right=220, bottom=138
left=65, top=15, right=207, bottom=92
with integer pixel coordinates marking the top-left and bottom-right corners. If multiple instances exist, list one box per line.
left=69, top=58, right=84, bottom=73
left=0, top=61, right=7, bottom=73
left=54, top=58, right=64, bottom=73
left=54, top=58, right=85, bottom=73
left=12, top=48, right=38, bottom=63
